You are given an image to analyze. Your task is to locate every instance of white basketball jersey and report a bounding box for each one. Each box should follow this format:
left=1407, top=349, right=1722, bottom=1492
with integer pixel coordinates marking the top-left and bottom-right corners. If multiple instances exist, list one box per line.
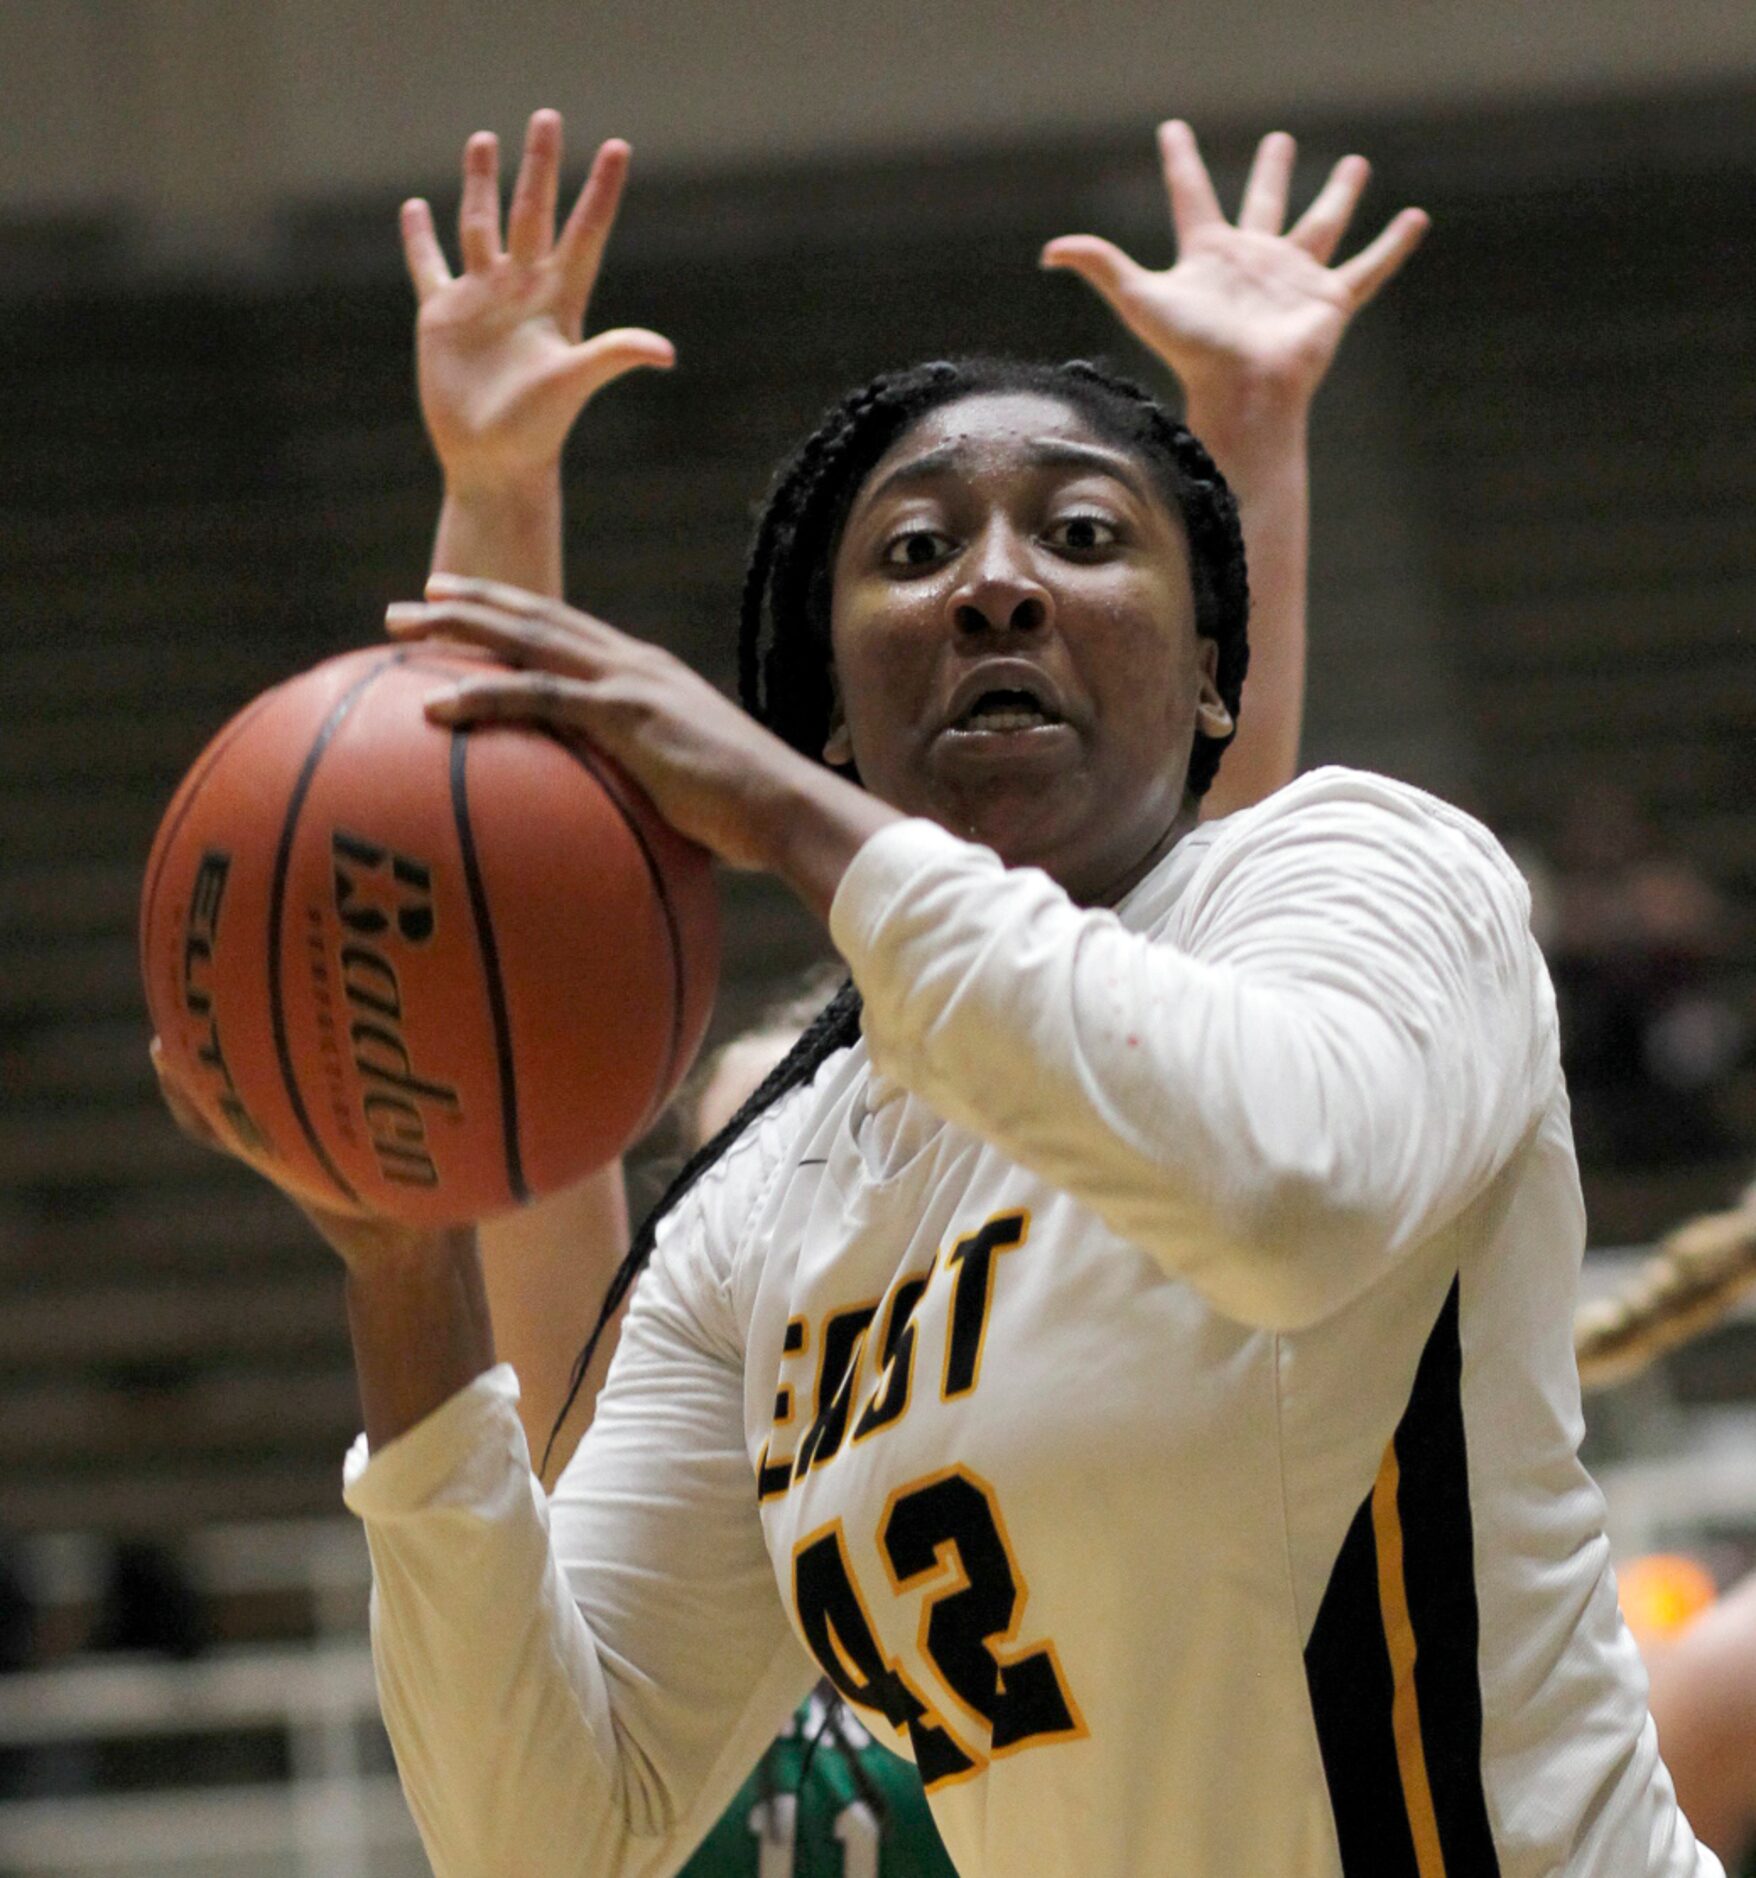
left=347, top=769, right=1719, bottom=1878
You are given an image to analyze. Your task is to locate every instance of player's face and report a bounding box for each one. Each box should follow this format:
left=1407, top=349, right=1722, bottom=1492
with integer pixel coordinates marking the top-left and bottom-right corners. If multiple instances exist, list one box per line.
left=828, top=392, right=1229, bottom=905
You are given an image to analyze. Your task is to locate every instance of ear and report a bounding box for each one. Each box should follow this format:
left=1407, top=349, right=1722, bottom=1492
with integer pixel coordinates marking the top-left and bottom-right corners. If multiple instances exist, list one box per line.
left=1193, top=637, right=1233, bottom=742
left=822, top=670, right=854, bottom=767
left=822, top=718, right=854, bottom=766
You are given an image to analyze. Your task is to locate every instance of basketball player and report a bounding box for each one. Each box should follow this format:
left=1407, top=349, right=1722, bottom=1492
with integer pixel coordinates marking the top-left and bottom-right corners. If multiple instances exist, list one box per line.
left=399, top=110, right=1393, bottom=1488
left=386, top=109, right=1417, bottom=1878
left=156, top=121, right=1722, bottom=1878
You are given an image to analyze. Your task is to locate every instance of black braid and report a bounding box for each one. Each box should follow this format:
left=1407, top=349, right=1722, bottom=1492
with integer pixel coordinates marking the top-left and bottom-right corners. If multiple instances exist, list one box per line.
left=538, top=981, right=863, bottom=1480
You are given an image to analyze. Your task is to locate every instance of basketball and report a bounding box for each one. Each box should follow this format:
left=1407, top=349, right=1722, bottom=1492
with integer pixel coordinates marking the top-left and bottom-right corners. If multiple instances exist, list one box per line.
left=140, top=644, right=720, bottom=1226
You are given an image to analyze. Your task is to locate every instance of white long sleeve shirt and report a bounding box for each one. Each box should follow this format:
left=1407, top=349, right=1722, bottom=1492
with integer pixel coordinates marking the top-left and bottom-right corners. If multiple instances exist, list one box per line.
left=344, top=767, right=1719, bottom=1877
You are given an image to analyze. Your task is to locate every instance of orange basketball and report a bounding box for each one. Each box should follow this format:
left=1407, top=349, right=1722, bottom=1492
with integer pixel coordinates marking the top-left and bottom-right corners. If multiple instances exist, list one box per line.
left=140, top=645, right=719, bottom=1226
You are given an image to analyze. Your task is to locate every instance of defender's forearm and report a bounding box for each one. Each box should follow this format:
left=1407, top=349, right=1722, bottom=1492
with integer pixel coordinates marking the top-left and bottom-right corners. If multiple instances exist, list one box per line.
left=431, top=472, right=565, bottom=597
left=1185, top=385, right=1310, bottom=821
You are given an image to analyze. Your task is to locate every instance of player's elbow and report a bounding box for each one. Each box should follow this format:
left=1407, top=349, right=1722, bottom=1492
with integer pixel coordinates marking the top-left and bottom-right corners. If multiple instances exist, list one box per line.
left=1224, top=1044, right=1423, bottom=1323
left=1176, top=1143, right=1407, bottom=1333
left=1181, top=1202, right=1388, bottom=1333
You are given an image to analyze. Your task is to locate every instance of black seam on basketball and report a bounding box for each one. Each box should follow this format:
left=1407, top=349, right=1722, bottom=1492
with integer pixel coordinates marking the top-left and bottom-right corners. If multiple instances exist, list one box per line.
left=266, top=654, right=412, bottom=1207
left=139, top=684, right=285, bottom=1014
left=555, top=740, right=688, bottom=1134
left=449, top=731, right=529, bottom=1207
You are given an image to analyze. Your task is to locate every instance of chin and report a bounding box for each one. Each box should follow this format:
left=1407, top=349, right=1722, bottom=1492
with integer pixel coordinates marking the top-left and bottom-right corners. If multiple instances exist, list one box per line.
left=924, top=773, right=1190, bottom=904
left=933, top=793, right=1087, bottom=874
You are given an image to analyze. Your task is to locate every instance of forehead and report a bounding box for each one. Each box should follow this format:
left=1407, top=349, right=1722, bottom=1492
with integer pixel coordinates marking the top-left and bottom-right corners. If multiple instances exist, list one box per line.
left=855, top=389, right=1157, bottom=504
left=894, top=389, right=1106, bottom=453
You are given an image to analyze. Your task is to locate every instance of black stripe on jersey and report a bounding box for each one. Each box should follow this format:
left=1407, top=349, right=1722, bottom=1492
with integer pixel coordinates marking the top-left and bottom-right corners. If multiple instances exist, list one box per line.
left=1304, top=1276, right=1501, bottom=1878
left=1304, top=1493, right=1422, bottom=1875
left=1394, top=1279, right=1500, bottom=1874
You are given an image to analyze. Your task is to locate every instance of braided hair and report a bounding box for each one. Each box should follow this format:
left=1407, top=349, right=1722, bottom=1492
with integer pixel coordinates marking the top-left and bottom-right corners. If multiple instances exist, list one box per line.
left=540, top=980, right=861, bottom=1479
left=540, top=356, right=1250, bottom=1477
left=1575, top=1183, right=1756, bottom=1393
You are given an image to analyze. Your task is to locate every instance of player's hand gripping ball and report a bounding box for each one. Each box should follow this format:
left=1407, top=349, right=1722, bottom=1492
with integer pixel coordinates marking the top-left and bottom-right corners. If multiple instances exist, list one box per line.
left=141, top=646, right=719, bottom=1225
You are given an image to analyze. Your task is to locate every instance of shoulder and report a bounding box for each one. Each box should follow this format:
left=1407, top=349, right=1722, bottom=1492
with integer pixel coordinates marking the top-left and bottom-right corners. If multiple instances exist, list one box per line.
left=1174, top=770, right=1555, bottom=1061
left=1187, top=765, right=1534, bottom=926
left=1211, top=764, right=1519, bottom=867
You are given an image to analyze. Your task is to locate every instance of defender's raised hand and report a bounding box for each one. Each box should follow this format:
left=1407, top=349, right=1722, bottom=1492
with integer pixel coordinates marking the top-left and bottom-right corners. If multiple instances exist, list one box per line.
left=1041, top=121, right=1427, bottom=411
left=402, top=110, right=674, bottom=497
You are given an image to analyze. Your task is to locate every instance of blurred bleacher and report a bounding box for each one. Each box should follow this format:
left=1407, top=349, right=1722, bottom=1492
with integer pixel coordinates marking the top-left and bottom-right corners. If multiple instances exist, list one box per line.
left=1392, top=149, right=1756, bottom=1241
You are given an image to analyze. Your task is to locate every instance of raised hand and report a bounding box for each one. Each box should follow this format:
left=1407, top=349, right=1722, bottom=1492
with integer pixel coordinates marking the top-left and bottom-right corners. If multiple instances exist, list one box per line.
left=1041, top=121, right=1427, bottom=413
left=403, top=109, right=673, bottom=497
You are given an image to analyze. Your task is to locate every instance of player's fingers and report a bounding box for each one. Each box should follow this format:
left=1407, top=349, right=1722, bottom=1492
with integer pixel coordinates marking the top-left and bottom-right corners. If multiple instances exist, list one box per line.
left=149, top=1038, right=223, bottom=1152
left=1334, top=206, right=1430, bottom=307
left=1237, top=130, right=1296, bottom=233
left=389, top=590, right=619, bottom=671
left=1038, top=237, right=1155, bottom=331
left=392, top=602, right=605, bottom=678
left=400, top=198, right=452, bottom=302
left=506, top=107, right=562, bottom=267
left=1288, top=152, right=1371, bottom=265
left=387, top=597, right=560, bottom=663
left=423, top=671, right=601, bottom=731
left=458, top=130, right=502, bottom=274
left=555, top=328, right=676, bottom=403
left=557, top=139, right=632, bottom=314
left=1158, top=119, right=1225, bottom=244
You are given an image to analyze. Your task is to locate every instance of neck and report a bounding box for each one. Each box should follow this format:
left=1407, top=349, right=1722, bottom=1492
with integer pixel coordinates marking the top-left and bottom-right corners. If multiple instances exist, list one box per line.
left=1077, top=797, right=1202, bottom=908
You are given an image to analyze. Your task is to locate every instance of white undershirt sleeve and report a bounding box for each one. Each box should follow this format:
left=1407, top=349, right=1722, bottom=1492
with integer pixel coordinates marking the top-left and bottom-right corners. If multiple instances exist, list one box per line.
left=343, top=1149, right=817, bottom=1877
left=829, top=769, right=1557, bottom=1331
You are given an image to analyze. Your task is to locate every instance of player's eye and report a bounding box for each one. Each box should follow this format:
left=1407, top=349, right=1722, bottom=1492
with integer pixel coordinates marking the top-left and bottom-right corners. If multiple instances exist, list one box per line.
left=882, top=528, right=955, bottom=570
left=1044, top=513, right=1120, bottom=555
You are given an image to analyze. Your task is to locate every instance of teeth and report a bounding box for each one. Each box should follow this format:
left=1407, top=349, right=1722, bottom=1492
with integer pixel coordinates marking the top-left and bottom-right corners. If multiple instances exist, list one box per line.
left=962, top=709, right=1052, bottom=731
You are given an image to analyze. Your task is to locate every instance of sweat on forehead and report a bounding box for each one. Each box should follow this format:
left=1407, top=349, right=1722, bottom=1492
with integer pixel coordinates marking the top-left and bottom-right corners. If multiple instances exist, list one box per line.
left=857, top=390, right=1180, bottom=519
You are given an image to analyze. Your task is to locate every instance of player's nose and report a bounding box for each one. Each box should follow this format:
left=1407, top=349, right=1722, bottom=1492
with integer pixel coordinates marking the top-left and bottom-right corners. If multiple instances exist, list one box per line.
left=948, top=523, right=1053, bottom=638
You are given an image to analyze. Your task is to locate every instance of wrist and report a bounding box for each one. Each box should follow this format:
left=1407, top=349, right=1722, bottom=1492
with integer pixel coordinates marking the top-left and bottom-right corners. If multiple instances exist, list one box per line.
left=343, top=1225, right=496, bottom=1450
left=1182, top=379, right=1310, bottom=486
left=749, top=757, right=902, bottom=924
left=432, top=473, right=564, bottom=596
left=1180, top=368, right=1312, bottom=460
left=440, top=461, right=562, bottom=514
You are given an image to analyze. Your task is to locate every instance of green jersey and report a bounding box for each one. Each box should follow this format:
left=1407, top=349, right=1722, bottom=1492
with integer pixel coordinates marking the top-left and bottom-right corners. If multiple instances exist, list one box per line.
left=679, top=1689, right=958, bottom=1877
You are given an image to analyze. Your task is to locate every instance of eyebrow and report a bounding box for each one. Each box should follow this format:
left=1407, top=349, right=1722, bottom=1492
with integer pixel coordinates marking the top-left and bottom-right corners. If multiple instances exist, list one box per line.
left=860, top=437, right=1153, bottom=509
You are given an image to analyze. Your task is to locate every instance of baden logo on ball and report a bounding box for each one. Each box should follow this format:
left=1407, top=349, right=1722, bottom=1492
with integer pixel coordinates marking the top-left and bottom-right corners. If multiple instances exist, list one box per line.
left=143, top=646, right=720, bottom=1226
left=326, top=830, right=460, bottom=1195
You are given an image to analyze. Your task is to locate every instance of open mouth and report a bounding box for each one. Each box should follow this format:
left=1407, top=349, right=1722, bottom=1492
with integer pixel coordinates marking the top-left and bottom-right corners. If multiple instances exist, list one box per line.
left=951, top=687, right=1064, bottom=733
